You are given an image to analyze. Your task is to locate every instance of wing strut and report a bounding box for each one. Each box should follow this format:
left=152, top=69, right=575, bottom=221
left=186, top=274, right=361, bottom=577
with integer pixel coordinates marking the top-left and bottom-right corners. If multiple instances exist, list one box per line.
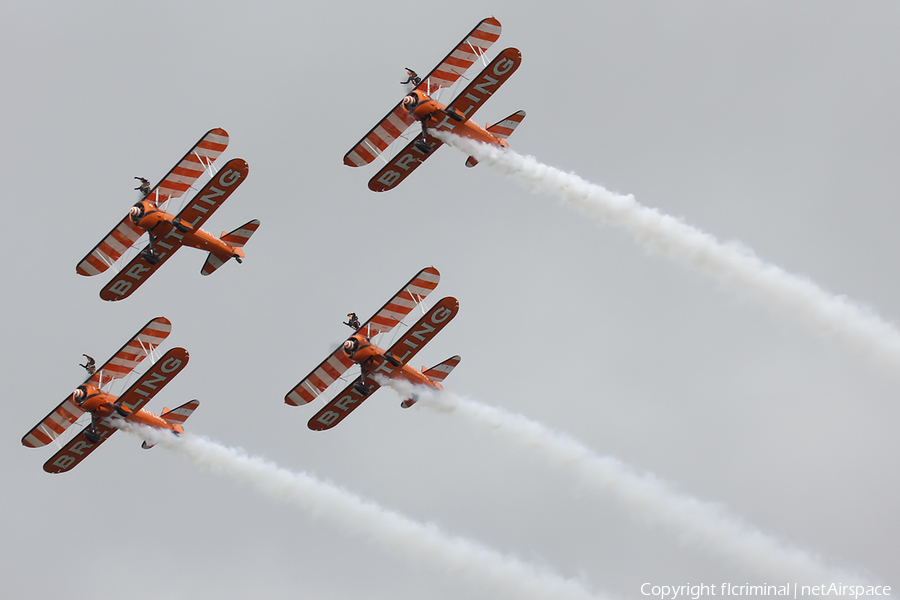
left=467, top=40, right=488, bottom=66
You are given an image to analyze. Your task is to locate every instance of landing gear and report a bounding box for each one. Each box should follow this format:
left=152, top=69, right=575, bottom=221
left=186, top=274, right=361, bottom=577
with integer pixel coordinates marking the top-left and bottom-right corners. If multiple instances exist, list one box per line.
left=384, top=352, right=402, bottom=367
left=445, top=107, right=465, bottom=122
left=414, top=138, right=433, bottom=154
left=84, top=429, right=101, bottom=444
left=112, top=403, right=128, bottom=417
left=141, top=248, right=161, bottom=265
left=172, top=218, right=190, bottom=233
left=353, top=382, right=371, bottom=396
left=234, top=257, right=242, bottom=264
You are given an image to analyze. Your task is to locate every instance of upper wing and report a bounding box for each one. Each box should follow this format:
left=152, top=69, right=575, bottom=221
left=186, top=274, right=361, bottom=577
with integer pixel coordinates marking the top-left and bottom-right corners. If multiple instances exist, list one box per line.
left=343, top=17, right=501, bottom=167
left=285, top=346, right=356, bottom=406
left=359, top=266, right=441, bottom=337
left=415, top=17, right=502, bottom=93
left=343, top=103, right=417, bottom=167
left=174, top=158, right=249, bottom=230
left=367, top=134, right=443, bottom=192
left=43, top=422, right=118, bottom=474
left=307, top=376, right=382, bottom=431
left=76, top=215, right=146, bottom=276
left=86, top=317, right=172, bottom=385
left=144, top=128, right=230, bottom=205
left=22, top=393, right=87, bottom=448
left=284, top=266, right=441, bottom=406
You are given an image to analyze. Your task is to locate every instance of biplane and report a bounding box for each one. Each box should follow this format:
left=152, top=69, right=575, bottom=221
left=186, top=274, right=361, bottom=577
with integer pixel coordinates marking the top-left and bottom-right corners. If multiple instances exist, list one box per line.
left=285, top=267, right=461, bottom=430
left=343, top=17, right=525, bottom=192
left=22, top=317, right=198, bottom=473
left=76, top=128, right=260, bottom=301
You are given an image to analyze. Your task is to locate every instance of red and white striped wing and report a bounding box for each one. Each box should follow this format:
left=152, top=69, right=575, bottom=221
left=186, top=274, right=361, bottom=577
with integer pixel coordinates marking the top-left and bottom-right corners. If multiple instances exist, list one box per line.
left=85, top=316, right=172, bottom=385
left=76, top=216, right=145, bottom=276
left=285, top=347, right=356, bottom=406
left=417, top=17, right=502, bottom=92
left=360, top=266, right=441, bottom=337
left=146, top=128, right=229, bottom=204
left=343, top=17, right=501, bottom=167
left=343, top=104, right=417, bottom=167
left=21, top=394, right=87, bottom=448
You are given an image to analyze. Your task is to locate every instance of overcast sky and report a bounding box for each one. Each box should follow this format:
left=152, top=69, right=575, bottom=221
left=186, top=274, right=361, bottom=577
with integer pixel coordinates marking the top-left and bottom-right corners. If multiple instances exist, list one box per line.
left=3, top=2, right=899, bottom=598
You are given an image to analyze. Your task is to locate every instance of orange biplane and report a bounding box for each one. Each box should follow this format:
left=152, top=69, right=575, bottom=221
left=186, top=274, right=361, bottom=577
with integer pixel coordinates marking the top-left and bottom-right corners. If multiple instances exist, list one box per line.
left=76, top=128, right=260, bottom=301
left=285, top=267, right=460, bottom=430
left=343, top=17, right=525, bottom=192
left=22, top=317, right=198, bottom=473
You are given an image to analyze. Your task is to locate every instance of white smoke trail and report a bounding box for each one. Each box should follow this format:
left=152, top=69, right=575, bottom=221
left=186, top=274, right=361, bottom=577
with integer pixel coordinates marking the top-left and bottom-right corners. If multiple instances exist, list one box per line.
left=435, top=131, right=900, bottom=374
left=382, top=378, right=865, bottom=584
left=119, top=423, right=609, bottom=600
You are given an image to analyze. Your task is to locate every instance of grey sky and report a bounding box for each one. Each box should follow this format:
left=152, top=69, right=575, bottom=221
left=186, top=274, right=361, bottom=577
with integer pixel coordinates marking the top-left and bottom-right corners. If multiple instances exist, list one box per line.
left=2, top=1, right=898, bottom=598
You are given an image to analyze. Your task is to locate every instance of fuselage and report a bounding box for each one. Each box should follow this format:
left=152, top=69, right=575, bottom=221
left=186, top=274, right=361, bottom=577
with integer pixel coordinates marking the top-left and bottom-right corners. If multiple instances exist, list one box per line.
left=73, top=384, right=183, bottom=434
left=343, top=333, right=442, bottom=390
left=403, top=90, right=509, bottom=149
left=130, top=201, right=243, bottom=261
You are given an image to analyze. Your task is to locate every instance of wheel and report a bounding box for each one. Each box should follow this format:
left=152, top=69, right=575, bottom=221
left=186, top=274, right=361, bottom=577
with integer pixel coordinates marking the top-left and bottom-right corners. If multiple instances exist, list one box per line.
left=84, top=430, right=101, bottom=444
left=172, top=218, right=190, bottom=233
left=141, top=249, right=161, bottom=265
left=114, top=404, right=128, bottom=417
left=414, top=139, right=432, bottom=153
left=384, top=352, right=402, bottom=367
left=353, top=382, right=371, bottom=396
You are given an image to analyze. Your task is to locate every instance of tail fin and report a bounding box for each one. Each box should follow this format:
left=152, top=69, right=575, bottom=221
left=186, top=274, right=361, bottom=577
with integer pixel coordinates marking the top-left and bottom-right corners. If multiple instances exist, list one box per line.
left=141, top=400, right=200, bottom=449
left=201, top=219, right=260, bottom=276
left=466, top=111, right=526, bottom=168
left=401, top=355, right=461, bottom=409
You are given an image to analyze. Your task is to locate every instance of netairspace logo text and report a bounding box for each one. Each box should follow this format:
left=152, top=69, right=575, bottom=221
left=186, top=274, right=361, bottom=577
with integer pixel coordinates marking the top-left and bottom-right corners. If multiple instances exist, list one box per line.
left=641, top=583, right=892, bottom=600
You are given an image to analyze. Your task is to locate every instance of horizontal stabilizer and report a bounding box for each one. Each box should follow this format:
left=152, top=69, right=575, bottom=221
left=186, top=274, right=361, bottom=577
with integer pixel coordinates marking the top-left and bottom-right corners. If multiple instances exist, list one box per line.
left=487, top=110, right=526, bottom=140
left=402, top=355, right=461, bottom=409
left=161, top=399, right=200, bottom=427
left=221, top=219, right=260, bottom=248
left=200, top=220, right=259, bottom=276
left=466, top=111, right=526, bottom=168
left=143, top=399, right=199, bottom=448
left=423, top=355, right=461, bottom=385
